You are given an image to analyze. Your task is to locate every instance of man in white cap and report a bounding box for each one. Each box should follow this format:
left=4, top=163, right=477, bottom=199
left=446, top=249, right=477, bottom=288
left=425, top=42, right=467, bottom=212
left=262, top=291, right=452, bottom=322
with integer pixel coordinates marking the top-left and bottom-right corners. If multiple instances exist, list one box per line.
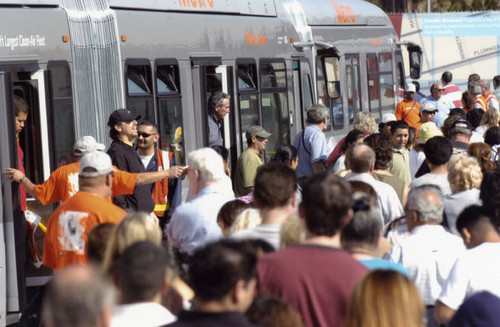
left=6, top=136, right=181, bottom=205
left=379, top=113, right=397, bottom=138
left=419, top=102, right=439, bottom=125
left=234, top=125, right=271, bottom=196
left=396, top=83, right=421, bottom=132
left=43, top=151, right=127, bottom=271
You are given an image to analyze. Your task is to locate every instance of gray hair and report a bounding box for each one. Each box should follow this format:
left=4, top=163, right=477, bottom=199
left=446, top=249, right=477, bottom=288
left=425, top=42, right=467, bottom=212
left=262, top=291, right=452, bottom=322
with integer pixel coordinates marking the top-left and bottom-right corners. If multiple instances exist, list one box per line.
left=353, top=112, right=377, bottom=134
left=407, top=185, right=444, bottom=223
left=42, top=265, right=115, bottom=327
left=208, top=91, right=230, bottom=112
left=306, top=104, right=328, bottom=124
left=188, top=147, right=225, bottom=182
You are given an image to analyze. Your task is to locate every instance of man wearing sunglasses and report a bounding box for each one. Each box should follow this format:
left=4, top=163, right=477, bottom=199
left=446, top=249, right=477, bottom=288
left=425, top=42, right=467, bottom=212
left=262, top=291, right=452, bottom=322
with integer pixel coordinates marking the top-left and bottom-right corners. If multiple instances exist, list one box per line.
left=107, top=109, right=155, bottom=212
left=234, top=125, right=271, bottom=197
left=420, top=83, right=454, bottom=128
left=137, top=120, right=184, bottom=229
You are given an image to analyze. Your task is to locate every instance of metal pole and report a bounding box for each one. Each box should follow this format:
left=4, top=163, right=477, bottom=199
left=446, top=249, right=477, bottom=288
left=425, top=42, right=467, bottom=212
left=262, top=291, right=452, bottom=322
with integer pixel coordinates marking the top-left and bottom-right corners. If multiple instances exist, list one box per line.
left=428, top=0, right=431, bottom=12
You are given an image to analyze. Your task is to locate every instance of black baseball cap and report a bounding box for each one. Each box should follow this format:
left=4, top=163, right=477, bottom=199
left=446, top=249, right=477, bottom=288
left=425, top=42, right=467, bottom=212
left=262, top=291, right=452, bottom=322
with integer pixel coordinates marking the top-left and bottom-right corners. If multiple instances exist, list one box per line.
left=107, top=109, right=141, bottom=127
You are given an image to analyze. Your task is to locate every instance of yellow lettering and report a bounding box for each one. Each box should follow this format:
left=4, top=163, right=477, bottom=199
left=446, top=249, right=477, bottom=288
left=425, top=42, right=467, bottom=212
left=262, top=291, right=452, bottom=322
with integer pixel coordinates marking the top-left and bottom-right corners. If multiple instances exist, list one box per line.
left=198, top=0, right=206, bottom=8
left=208, top=0, right=214, bottom=8
left=179, top=0, right=188, bottom=6
left=190, top=0, right=197, bottom=7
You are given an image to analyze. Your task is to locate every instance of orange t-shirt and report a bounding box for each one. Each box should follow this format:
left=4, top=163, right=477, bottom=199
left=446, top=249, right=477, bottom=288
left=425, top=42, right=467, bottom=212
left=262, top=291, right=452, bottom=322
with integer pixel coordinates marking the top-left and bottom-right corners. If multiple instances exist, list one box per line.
left=42, top=191, right=126, bottom=270
left=395, top=99, right=421, bottom=135
left=34, top=162, right=138, bottom=205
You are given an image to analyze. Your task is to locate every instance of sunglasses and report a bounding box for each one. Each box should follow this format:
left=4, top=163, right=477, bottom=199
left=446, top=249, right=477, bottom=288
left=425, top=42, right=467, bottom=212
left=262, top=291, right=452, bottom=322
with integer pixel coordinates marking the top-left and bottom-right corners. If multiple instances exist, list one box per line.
left=137, top=131, right=155, bottom=138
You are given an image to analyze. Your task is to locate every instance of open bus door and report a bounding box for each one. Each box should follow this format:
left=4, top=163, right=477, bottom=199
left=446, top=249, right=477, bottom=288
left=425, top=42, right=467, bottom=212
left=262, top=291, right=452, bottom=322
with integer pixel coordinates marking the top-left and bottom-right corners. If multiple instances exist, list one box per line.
left=0, top=71, right=24, bottom=326
left=191, top=59, right=236, bottom=167
left=0, top=67, right=56, bottom=326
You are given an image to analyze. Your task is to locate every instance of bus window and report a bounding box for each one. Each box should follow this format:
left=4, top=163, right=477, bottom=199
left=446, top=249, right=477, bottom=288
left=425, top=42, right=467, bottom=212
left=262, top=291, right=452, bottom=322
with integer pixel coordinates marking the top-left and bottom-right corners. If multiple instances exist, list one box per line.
left=126, top=61, right=154, bottom=121
left=346, top=55, right=362, bottom=123
left=47, top=61, right=75, bottom=168
left=316, top=59, right=337, bottom=130
left=237, top=60, right=259, bottom=150
left=379, top=53, right=394, bottom=112
left=259, top=59, right=289, bottom=158
left=396, top=51, right=405, bottom=102
left=155, top=62, right=185, bottom=165
left=367, top=54, right=380, bottom=113
left=302, top=73, right=313, bottom=112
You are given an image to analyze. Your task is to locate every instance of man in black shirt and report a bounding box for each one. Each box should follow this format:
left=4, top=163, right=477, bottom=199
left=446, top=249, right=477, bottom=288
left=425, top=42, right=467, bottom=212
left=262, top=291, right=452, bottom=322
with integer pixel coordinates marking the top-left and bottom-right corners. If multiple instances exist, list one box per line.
left=107, top=109, right=155, bottom=212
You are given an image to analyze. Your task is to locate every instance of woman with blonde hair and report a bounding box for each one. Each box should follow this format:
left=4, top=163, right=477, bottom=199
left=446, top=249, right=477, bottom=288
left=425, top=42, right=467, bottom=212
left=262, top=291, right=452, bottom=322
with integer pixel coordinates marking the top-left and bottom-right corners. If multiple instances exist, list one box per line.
left=102, top=212, right=162, bottom=273
left=227, top=208, right=262, bottom=235
left=327, top=112, right=377, bottom=166
left=475, top=107, right=500, bottom=138
left=444, top=154, right=483, bottom=235
left=345, top=270, right=425, bottom=327
left=467, top=142, right=496, bottom=174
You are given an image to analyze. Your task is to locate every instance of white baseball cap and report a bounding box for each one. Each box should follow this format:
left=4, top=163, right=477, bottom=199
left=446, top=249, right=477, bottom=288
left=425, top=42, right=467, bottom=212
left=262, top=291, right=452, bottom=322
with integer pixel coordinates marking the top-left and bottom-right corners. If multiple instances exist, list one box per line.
left=73, top=136, right=105, bottom=157
left=381, top=113, right=397, bottom=124
left=420, top=102, right=438, bottom=113
left=79, top=151, right=113, bottom=177
left=407, top=83, right=416, bottom=93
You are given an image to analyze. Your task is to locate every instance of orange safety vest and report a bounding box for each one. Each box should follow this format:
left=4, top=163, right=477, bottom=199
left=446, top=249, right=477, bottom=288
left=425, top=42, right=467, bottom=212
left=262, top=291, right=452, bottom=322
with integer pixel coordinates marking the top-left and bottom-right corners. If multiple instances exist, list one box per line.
left=485, top=91, right=498, bottom=107
left=152, top=149, right=173, bottom=217
left=473, top=95, right=489, bottom=111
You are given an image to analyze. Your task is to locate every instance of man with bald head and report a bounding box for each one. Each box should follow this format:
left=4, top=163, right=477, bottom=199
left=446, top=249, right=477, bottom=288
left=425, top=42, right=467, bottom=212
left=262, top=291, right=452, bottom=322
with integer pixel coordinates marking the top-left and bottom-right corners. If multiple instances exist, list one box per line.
left=421, top=83, right=455, bottom=127
left=387, top=185, right=464, bottom=327
left=480, top=79, right=499, bottom=111
left=42, top=265, right=115, bottom=327
left=345, top=143, right=403, bottom=227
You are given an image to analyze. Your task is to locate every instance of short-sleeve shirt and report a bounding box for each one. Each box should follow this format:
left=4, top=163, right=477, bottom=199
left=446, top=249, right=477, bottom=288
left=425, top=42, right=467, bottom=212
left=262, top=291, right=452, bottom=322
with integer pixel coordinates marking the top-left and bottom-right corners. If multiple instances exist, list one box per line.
left=293, top=125, right=330, bottom=178
left=388, top=147, right=411, bottom=185
left=43, top=191, right=126, bottom=270
left=396, top=99, right=421, bottom=133
left=34, top=161, right=138, bottom=205
left=409, top=173, right=452, bottom=196
left=234, top=148, right=263, bottom=197
left=257, top=245, right=367, bottom=327
left=387, top=225, right=464, bottom=305
left=439, top=242, right=500, bottom=310
left=167, top=183, right=232, bottom=254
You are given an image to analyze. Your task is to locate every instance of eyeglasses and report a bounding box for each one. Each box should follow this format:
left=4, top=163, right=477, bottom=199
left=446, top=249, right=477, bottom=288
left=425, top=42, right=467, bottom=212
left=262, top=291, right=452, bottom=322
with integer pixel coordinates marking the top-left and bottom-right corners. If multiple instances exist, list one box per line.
left=137, top=131, right=155, bottom=138
left=255, top=136, right=267, bottom=142
left=435, top=89, right=444, bottom=92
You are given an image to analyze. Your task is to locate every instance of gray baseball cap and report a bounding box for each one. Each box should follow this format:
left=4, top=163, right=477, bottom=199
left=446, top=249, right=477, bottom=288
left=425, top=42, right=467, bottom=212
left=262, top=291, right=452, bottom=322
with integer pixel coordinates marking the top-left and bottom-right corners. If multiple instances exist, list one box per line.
left=246, top=126, right=271, bottom=140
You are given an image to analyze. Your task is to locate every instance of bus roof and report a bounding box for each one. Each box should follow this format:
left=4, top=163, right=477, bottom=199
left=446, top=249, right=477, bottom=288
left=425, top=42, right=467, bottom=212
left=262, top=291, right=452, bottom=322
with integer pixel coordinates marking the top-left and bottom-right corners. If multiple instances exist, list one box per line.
left=109, top=0, right=277, bottom=17
left=287, top=0, right=391, bottom=26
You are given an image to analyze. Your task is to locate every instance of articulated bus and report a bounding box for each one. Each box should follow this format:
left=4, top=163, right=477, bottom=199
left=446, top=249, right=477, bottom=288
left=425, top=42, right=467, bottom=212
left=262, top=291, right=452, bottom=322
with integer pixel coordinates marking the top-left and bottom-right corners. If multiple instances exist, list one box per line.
left=0, top=0, right=421, bottom=324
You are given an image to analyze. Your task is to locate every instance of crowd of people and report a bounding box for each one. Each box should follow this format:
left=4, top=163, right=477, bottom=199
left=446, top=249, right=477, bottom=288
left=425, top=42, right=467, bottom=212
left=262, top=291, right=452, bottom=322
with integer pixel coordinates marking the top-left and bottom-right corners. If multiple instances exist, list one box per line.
left=6, top=72, right=500, bottom=327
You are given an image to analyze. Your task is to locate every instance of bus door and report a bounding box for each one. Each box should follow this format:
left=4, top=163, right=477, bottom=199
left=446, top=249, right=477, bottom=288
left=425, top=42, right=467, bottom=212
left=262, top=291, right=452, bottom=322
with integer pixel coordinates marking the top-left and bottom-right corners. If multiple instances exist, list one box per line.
left=191, top=58, right=235, bottom=162
left=292, top=58, right=314, bottom=132
left=0, top=70, right=24, bottom=325
left=14, top=70, right=54, bottom=292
